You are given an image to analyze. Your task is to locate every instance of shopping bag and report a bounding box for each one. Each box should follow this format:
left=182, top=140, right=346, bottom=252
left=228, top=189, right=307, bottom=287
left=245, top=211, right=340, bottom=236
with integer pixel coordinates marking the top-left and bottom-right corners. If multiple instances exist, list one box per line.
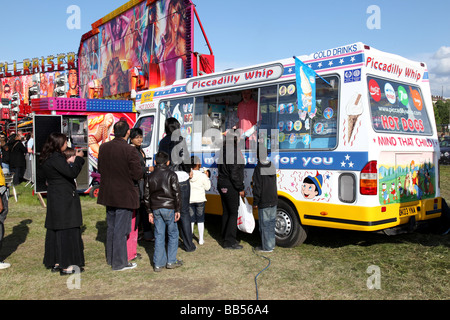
left=237, top=197, right=255, bottom=233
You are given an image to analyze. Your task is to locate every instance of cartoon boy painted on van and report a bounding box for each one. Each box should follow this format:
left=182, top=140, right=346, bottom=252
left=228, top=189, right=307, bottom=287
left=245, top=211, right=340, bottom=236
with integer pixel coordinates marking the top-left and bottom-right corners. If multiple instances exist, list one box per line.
left=302, top=173, right=323, bottom=199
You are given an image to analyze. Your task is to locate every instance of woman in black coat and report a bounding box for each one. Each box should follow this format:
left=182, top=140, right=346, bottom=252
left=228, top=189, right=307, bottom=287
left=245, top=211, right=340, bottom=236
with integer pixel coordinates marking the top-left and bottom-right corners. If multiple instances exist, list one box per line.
left=40, top=133, right=85, bottom=275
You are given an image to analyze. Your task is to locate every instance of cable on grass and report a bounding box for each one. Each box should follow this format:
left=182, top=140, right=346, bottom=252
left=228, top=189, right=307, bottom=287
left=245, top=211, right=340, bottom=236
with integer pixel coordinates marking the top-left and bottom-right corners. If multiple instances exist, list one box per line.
left=252, top=247, right=271, bottom=300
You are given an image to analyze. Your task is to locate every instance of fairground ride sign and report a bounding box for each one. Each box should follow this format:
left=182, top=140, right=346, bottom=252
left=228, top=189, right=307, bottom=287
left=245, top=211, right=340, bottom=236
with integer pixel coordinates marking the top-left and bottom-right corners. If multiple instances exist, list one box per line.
left=0, top=52, right=77, bottom=79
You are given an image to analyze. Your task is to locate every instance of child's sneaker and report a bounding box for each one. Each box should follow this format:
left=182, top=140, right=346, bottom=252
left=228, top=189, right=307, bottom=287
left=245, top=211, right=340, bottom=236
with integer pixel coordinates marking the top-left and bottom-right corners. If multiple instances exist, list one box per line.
left=0, top=261, right=11, bottom=269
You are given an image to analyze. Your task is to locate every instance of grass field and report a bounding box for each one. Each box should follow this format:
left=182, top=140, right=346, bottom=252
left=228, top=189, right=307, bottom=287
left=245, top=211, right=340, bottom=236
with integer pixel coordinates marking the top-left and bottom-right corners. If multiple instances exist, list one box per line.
left=0, top=167, right=449, bottom=301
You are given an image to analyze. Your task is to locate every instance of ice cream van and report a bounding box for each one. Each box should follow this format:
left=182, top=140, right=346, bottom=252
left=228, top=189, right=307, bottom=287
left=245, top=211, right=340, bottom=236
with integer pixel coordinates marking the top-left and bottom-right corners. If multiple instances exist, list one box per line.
left=133, top=42, right=442, bottom=247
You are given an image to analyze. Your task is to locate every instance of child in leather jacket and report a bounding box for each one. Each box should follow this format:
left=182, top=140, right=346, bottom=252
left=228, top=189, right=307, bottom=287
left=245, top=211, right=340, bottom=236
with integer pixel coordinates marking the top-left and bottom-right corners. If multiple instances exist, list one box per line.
left=144, top=151, right=183, bottom=271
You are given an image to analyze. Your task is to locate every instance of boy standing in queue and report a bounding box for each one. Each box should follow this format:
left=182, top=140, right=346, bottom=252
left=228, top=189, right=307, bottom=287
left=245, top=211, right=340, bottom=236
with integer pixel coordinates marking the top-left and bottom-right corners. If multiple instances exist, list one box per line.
left=252, top=146, right=278, bottom=252
left=144, top=151, right=183, bottom=272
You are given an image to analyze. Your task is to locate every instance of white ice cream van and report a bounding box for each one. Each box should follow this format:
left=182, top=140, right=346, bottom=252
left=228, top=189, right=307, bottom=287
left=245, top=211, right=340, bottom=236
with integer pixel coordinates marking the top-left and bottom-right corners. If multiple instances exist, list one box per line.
left=134, top=42, right=442, bottom=247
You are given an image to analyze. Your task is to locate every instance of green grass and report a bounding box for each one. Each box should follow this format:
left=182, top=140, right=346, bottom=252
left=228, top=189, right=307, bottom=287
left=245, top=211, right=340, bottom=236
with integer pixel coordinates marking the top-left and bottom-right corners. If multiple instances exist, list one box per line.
left=0, top=168, right=449, bottom=300
left=440, top=164, right=450, bottom=200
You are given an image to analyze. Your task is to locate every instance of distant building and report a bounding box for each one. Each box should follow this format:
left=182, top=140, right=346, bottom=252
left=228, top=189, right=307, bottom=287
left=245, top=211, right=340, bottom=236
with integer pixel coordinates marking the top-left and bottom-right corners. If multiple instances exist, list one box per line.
left=432, top=95, right=447, bottom=104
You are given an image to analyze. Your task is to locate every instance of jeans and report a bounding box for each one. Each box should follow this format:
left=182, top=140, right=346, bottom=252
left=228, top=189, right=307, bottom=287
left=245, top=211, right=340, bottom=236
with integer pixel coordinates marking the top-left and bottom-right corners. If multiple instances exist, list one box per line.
left=106, top=207, right=132, bottom=270
left=189, top=202, right=205, bottom=223
left=258, top=206, right=277, bottom=251
left=153, top=208, right=179, bottom=268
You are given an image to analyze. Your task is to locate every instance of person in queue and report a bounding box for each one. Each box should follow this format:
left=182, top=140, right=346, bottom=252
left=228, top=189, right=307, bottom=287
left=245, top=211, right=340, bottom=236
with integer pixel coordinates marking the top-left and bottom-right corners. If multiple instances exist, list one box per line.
left=8, top=131, right=27, bottom=185
left=217, top=130, right=245, bottom=249
left=158, top=117, right=196, bottom=252
left=97, top=121, right=143, bottom=271
left=0, top=164, right=10, bottom=270
left=40, top=133, right=85, bottom=275
left=144, top=151, right=183, bottom=272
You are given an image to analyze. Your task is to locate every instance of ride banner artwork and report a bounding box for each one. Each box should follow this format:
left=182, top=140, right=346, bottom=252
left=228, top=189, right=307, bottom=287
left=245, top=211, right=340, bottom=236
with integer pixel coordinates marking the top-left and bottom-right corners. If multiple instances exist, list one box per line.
left=78, top=0, right=192, bottom=99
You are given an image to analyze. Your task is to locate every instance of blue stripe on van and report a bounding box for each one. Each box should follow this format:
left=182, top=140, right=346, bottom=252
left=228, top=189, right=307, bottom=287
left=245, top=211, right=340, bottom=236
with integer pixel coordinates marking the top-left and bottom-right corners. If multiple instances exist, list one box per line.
left=193, top=151, right=369, bottom=171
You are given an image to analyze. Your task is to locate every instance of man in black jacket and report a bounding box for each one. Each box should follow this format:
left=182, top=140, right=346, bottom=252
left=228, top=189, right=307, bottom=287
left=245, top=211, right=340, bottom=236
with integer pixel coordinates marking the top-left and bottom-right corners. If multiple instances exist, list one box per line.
left=218, top=130, right=245, bottom=249
left=98, top=121, right=143, bottom=271
left=144, top=151, right=183, bottom=272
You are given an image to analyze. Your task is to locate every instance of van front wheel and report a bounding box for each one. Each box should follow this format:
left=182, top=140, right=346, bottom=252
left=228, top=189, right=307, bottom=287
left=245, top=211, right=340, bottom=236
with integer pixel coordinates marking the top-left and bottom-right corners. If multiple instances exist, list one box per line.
left=275, top=199, right=307, bottom=247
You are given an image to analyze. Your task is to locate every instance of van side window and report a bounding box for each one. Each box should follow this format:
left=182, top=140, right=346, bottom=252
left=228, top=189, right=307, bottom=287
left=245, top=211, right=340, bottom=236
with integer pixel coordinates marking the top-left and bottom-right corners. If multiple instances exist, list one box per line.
left=134, top=115, right=154, bottom=149
left=159, top=97, right=194, bottom=152
left=169, top=76, right=339, bottom=153
left=277, top=76, right=339, bottom=150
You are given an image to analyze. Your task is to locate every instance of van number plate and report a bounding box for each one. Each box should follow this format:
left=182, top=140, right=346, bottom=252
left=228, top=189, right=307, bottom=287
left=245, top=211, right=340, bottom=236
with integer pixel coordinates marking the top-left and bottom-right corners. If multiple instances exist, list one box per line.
left=399, top=206, right=416, bottom=217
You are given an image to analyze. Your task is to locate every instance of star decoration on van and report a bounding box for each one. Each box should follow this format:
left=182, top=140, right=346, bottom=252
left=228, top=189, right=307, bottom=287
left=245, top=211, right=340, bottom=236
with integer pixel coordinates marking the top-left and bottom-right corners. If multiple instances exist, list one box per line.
left=340, top=154, right=355, bottom=168
left=285, top=54, right=363, bottom=76
left=310, top=54, right=363, bottom=72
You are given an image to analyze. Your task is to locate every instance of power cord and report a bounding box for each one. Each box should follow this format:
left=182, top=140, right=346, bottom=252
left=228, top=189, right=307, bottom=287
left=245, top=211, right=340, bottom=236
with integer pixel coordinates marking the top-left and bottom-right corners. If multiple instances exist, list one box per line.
left=252, top=247, right=271, bottom=300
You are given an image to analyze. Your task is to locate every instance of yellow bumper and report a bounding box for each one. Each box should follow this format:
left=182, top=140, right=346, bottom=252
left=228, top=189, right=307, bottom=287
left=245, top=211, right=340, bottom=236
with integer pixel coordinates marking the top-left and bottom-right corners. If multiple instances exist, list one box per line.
left=205, top=193, right=443, bottom=232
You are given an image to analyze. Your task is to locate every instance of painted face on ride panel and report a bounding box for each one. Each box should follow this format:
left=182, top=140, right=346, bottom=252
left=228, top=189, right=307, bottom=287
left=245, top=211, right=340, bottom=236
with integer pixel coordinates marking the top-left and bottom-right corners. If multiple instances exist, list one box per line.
left=68, top=69, right=78, bottom=89
left=109, top=74, right=119, bottom=95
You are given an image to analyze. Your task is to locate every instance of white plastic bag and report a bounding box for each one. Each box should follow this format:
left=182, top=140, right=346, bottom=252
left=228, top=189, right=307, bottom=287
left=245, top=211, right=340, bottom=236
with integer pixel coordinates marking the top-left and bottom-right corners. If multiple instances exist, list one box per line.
left=237, top=197, right=255, bottom=233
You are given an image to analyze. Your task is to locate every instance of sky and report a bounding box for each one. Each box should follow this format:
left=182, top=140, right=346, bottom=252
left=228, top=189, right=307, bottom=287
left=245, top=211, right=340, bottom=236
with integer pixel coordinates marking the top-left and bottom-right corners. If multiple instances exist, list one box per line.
left=0, top=0, right=449, bottom=97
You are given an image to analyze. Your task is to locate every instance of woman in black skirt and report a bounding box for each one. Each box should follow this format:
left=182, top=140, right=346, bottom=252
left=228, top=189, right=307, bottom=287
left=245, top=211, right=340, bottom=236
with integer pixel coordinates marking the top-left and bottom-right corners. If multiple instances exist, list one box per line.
left=40, top=133, right=85, bottom=275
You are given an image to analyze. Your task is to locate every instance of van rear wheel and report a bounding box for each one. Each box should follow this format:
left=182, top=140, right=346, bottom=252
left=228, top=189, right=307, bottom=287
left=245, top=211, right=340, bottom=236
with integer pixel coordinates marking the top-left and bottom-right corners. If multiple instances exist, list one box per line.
left=276, top=199, right=307, bottom=247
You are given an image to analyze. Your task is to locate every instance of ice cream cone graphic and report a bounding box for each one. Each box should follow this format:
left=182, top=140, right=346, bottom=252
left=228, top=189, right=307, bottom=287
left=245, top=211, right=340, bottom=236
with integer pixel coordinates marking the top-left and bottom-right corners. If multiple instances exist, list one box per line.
left=346, top=93, right=363, bottom=142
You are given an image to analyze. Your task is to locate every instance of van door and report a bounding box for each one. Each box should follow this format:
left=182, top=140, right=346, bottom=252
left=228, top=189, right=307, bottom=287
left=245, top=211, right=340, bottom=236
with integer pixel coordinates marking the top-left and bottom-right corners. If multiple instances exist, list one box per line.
left=33, top=115, right=62, bottom=193
left=378, top=151, right=436, bottom=205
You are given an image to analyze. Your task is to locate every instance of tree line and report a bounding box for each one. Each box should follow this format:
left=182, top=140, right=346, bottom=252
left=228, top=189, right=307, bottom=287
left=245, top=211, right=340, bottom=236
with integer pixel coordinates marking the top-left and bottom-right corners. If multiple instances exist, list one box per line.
left=433, top=99, right=450, bottom=134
